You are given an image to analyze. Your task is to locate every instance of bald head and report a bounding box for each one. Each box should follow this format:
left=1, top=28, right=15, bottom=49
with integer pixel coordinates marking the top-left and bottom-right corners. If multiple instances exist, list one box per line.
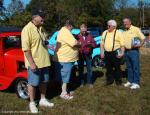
left=123, top=18, right=132, bottom=29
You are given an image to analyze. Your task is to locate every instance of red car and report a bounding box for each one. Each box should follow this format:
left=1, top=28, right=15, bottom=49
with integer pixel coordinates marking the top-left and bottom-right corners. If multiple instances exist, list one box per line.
left=0, top=27, right=29, bottom=99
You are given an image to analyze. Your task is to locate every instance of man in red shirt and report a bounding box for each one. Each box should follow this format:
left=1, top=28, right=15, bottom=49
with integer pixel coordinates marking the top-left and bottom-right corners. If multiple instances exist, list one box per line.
left=76, top=24, right=96, bottom=87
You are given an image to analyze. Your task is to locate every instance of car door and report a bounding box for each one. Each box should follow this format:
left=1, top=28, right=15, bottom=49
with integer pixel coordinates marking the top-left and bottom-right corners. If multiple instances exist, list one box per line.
left=0, top=38, right=4, bottom=75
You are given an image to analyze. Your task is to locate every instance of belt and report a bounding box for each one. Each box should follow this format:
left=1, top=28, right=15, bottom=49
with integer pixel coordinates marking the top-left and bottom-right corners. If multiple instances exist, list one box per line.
left=105, top=50, right=116, bottom=54
left=126, top=48, right=139, bottom=51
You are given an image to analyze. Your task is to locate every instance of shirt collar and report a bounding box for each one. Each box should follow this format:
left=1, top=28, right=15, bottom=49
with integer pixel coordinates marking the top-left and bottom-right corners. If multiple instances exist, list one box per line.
left=29, top=21, right=42, bottom=30
left=126, top=25, right=133, bottom=30
left=107, top=29, right=116, bottom=33
left=80, top=32, right=88, bottom=37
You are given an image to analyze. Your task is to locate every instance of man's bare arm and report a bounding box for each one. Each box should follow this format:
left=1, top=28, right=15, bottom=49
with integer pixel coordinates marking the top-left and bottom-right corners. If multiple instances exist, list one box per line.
left=24, top=50, right=37, bottom=71
left=100, top=44, right=105, bottom=59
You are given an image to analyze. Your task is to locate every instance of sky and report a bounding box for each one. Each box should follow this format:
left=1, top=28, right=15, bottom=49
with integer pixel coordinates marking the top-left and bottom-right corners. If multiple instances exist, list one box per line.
left=3, top=0, right=150, bottom=8
left=4, top=0, right=30, bottom=8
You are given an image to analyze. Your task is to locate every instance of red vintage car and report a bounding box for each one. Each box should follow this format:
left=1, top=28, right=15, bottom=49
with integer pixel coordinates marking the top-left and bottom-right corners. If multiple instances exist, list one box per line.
left=0, top=27, right=29, bottom=99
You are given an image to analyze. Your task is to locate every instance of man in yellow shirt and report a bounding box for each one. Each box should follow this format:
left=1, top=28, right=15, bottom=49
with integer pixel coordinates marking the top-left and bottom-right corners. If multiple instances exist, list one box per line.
left=123, top=18, right=145, bottom=89
left=54, top=20, right=79, bottom=100
left=100, top=20, right=125, bottom=86
left=21, top=10, right=54, bottom=113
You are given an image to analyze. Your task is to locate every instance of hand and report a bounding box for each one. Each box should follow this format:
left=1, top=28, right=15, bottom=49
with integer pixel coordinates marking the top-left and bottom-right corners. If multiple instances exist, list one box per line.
left=30, top=63, right=38, bottom=72
left=116, top=53, right=124, bottom=59
left=101, top=54, right=104, bottom=59
left=76, top=41, right=82, bottom=48
left=78, top=41, right=82, bottom=45
left=132, top=44, right=141, bottom=48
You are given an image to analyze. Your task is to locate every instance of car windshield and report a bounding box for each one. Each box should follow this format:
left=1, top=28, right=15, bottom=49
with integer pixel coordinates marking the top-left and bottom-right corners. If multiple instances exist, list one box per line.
left=3, top=36, right=21, bottom=49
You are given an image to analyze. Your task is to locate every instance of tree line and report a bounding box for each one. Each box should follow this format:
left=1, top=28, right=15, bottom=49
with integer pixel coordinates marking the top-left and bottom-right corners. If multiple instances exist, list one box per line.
left=0, top=0, right=150, bottom=33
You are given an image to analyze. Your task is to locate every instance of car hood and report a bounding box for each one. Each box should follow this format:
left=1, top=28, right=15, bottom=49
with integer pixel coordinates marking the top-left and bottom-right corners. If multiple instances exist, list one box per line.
left=4, top=48, right=24, bottom=61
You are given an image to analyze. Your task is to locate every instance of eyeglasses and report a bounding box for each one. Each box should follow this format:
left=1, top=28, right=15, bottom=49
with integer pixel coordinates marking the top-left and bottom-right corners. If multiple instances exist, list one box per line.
left=107, top=25, right=111, bottom=28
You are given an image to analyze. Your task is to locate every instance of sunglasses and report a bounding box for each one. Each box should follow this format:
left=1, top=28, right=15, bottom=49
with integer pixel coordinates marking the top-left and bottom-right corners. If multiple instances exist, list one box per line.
left=107, top=25, right=111, bottom=28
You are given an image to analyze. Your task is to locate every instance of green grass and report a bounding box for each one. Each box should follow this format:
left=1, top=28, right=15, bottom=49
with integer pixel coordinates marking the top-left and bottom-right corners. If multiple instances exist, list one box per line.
left=0, top=55, right=150, bottom=115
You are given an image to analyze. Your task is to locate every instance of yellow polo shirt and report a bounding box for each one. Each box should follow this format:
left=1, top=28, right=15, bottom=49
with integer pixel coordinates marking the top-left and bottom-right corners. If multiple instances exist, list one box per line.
left=21, top=22, right=50, bottom=68
left=101, top=29, right=125, bottom=52
left=54, top=27, right=78, bottom=62
left=123, top=25, right=145, bottom=49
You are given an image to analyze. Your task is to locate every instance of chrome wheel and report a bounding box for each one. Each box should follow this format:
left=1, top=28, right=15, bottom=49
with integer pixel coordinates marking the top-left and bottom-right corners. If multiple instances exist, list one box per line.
left=93, top=56, right=105, bottom=68
left=15, top=79, right=29, bottom=99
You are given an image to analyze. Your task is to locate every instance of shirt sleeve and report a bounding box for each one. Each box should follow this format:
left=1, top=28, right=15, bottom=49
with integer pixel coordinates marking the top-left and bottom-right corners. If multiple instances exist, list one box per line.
left=137, top=28, right=145, bottom=40
left=21, top=28, right=31, bottom=51
left=118, top=31, right=125, bottom=46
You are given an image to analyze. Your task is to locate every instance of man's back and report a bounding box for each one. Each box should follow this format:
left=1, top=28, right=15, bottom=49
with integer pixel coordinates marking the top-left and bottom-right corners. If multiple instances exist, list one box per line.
left=54, top=27, right=78, bottom=62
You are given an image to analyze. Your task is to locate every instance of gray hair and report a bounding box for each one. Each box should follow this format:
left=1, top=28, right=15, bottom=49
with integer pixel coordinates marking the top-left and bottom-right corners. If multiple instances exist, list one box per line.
left=107, top=20, right=117, bottom=27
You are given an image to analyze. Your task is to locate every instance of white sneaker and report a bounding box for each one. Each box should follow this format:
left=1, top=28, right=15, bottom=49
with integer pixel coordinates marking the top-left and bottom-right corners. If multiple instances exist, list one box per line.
left=130, top=83, right=140, bottom=89
left=60, top=93, right=74, bottom=100
left=29, top=102, right=38, bottom=114
left=124, top=82, right=132, bottom=87
left=39, top=98, right=54, bottom=107
left=89, top=84, right=93, bottom=88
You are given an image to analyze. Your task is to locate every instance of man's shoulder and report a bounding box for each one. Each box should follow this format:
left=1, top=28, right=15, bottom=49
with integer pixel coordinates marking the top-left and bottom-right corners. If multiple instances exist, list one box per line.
left=60, top=27, right=67, bottom=32
left=86, top=34, right=94, bottom=40
left=22, top=22, right=32, bottom=32
left=116, top=29, right=122, bottom=34
left=59, top=27, right=70, bottom=35
left=103, top=30, right=108, bottom=33
left=102, top=30, right=107, bottom=36
left=87, top=33, right=93, bottom=37
left=131, top=25, right=140, bottom=31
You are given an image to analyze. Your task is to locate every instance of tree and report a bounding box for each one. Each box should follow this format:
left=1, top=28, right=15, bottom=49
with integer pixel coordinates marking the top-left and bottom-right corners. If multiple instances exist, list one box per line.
left=55, top=0, right=115, bottom=28
left=0, top=0, right=3, bottom=9
left=0, top=0, right=30, bottom=27
left=0, top=0, right=8, bottom=20
left=26, top=0, right=57, bottom=32
left=7, top=0, right=24, bottom=15
left=2, top=0, right=149, bottom=32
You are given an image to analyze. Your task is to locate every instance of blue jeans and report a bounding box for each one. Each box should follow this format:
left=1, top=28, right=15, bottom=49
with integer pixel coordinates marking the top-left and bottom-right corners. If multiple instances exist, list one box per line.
left=125, top=50, right=140, bottom=84
left=77, top=54, right=93, bottom=85
left=27, top=67, right=49, bottom=87
left=54, top=62, right=74, bottom=83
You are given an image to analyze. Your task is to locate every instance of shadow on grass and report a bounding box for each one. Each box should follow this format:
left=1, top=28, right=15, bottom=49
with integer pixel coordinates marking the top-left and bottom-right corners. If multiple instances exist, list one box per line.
left=67, top=68, right=104, bottom=93
left=1, top=66, right=104, bottom=101
left=46, top=67, right=104, bottom=100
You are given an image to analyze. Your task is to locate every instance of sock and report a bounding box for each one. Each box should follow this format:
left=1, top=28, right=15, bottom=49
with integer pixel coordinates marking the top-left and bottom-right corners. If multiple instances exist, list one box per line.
left=40, top=98, right=46, bottom=101
left=62, top=83, right=67, bottom=94
left=30, top=101, right=35, bottom=104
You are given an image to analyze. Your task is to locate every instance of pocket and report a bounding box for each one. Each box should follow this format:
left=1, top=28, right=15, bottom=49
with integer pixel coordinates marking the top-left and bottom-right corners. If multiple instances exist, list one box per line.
left=28, top=67, right=39, bottom=74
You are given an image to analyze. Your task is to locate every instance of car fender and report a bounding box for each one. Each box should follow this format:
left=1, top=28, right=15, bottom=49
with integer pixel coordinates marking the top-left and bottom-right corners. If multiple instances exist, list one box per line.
left=0, top=70, right=27, bottom=90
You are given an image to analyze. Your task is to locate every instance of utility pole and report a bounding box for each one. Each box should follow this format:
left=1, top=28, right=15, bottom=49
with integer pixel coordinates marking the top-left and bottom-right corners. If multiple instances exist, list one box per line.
left=139, top=0, right=145, bottom=28
left=141, top=0, right=145, bottom=27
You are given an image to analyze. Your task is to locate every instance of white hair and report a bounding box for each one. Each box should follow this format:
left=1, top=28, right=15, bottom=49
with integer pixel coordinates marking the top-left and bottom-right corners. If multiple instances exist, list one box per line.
left=107, top=20, right=117, bottom=27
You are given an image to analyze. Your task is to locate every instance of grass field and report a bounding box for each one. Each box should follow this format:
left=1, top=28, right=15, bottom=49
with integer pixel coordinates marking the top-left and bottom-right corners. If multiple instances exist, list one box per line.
left=0, top=54, right=150, bottom=115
